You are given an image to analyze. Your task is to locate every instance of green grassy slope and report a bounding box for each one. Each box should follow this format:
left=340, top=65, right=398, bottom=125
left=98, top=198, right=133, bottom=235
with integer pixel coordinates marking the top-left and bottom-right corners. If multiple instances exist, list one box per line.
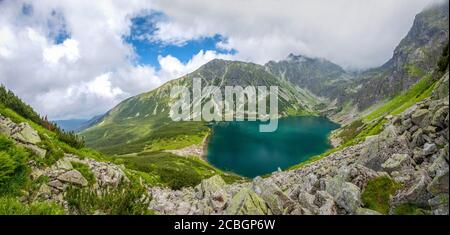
left=82, top=59, right=324, bottom=156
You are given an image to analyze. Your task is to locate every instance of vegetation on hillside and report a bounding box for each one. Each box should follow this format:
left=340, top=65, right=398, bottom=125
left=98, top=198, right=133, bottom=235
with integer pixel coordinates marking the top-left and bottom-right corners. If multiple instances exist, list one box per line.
left=65, top=181, right=152, bottom=215
left=120, top=152, right=243, bottom=190
left=361, top=176, right=402, bottom=214
left=0, top=85, right=85, bottom=149
left=0, top=134, right=30, bottom=197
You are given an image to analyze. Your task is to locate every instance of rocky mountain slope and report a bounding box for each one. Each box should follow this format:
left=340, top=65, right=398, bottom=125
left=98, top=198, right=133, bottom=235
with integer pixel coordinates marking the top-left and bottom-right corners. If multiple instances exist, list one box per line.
left=265, top=54, right=354, bottom=102
left=147, top=72, right=449, bottom=215
left=266, top=2, right=448, bottom=112
left=0, top=114, right=152, bottom=214
left=347, top=1, right=449, bottom=110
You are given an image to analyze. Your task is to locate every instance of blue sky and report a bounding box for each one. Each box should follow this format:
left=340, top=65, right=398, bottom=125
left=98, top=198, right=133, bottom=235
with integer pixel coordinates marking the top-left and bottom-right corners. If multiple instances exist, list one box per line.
left=125, top=13, right=236, bottom=69
left=0, top=0, right=434, bottom=119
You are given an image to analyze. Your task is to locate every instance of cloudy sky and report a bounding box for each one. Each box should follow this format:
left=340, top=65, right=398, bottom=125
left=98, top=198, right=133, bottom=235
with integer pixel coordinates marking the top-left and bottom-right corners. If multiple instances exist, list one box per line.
left=0, top=0, right=442, bottom=120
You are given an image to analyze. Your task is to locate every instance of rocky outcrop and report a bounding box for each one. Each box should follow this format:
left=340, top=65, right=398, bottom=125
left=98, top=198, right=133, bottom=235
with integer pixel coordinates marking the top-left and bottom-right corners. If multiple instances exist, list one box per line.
left=1, top=117, right=41, bottom=144
left=1, top=114, right=130, bottom=213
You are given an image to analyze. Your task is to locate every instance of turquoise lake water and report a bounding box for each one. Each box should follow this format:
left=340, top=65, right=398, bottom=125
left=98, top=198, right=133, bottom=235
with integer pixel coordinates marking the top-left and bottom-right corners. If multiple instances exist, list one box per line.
left=206, top=116, right=339, bottom=178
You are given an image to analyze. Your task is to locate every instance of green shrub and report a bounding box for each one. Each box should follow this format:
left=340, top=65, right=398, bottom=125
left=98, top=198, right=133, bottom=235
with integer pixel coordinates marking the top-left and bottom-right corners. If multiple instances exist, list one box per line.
left=29, top=201, right=65, bottom=215
left=0, top=134, right=14, bottom=151
left=71, top=162, right=96, bottom=185
left=65, top=181, right=152, bottom=215
left=394, top=203, right=430, bottom=215
left=0, top=197, right=65, bottom=215
left=362, top=176, right=402, bottom=214
left=0, top=197, right=29, bottom=215
left=0, top=152, right=17, bottom=184
left=121, top=152, right=242, bottom=190
left=37, top=139, right=64, bottom=166
left=0, top=135, right=30, bottom=196
left=337, top=120, right=364, bottom=143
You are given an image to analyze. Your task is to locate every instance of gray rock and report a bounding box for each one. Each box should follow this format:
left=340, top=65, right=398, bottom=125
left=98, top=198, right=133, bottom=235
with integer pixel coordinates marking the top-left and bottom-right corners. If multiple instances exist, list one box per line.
left=57, top=170, right=88, bottom=187
left=298, top=192, right=318, bottom=214
left=347, top=164, right=379, bottom=188
left=11, top=123, right=41, bottom=144
left=411, top=129, right=425, bottom=147
left=381, top=154, right=411, bottom=173
left=48, top=180, right=66, bottom=191
left=355, top=207, right=383, bottom=215
left=209, top=189, right=229, bottom=212
left=423, top=143, right=437, bottom=156
left=392, top=170, right=432, bottom=207
left=36, top=184, right=52, bottom=199
left=391, top=171, right=412, bottom=184
left=55, top=158, right=73, bottom=171
left=428, top=194, right=449, bottom=215
left=30, top=168, right=44, bottom=180
left=427, top=153, right=448, bottom=178
left=431, top=106, right=449, bottom=128
left=225, top=188, right=271, bottom=215
left=411, top=109, right=430, bottom=127
left=402, top=119, right=413, bottom=130
left=413, top=148, right=425, bottom=165
left=0, top=117, right=13, bottom=137
left=315, top=190, right=338, bottom=215
left=325, top=176, right=361, bottom=214
left=198, top=175, right=226, bottom=198
left=23, top=144, right=47, bottom=158
left=427, top=167, right=449, bottom=195
left=252, top=177, right=295, bottom=215
left=338, top=182, right=361, bottom=214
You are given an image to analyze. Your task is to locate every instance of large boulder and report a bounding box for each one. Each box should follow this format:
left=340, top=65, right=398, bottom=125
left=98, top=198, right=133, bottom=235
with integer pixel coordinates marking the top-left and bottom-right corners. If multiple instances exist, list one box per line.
left=431, top=106, right=449, bottom=128
left=298, top=192, right=318, bottom=214
left=392, top=170, right=432, bottom=207
left=196, top=175, right=230, bottom=212
left=225, top=188, right=271, bottom=215
left=197, top=175, right=226, bottom=198
left=411, top=109, right=430, bottom=127
left=315, top=190, right=338, bottom=215
left=11, top=123, right=41, bottom=144
left=0, top=116, right=13, bottom=137
left=423, top=143, right=438, bottom=156
left=381, top=154, right=412, bottom=173
left=428, top=194, right=449, bottom=215
left=411, top=129, right=425, bottom=147
left=57, top=170, right=88, bottom=187
left=347, top=164, right=380, bottom=188
left=427, top=167, right=449, bottom=195
left=19, top=143, right=46, bottom=158
left=325, top=175, right=361, bottom=214
left=252, top=177, right=295, bottom=215
left=55, top=158, right=73, bottom=171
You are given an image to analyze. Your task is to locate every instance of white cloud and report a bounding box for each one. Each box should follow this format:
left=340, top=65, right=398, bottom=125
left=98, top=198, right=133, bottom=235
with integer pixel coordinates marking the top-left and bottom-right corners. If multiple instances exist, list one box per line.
left=0, top=0, right=444, bottom=120
left=0, top=27, right=15, bottom=58
left=158, top=50, right=233, bottom=80
left=43, top=39, right=80, bottom=65
left=150, top=0, right=440, bottom=69
left=87, top=73, right=124, bottom=98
